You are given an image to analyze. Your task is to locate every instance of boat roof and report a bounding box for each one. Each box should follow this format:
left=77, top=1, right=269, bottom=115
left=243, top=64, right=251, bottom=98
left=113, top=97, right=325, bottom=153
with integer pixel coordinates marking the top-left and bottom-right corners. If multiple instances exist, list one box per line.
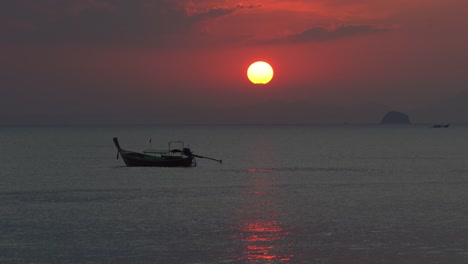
left=143, top=148, right=170, bottom=154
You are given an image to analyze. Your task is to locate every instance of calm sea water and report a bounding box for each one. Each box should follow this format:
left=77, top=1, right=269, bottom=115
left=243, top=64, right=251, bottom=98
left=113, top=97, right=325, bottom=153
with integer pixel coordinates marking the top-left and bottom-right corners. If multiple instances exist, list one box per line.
left=0, top=125, right=467, bottom=263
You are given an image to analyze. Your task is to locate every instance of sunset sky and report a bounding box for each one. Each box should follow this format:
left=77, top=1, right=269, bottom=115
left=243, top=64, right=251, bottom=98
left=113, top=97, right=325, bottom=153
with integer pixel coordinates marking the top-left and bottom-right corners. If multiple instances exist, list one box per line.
left=1, top=0, right=468, bottom=124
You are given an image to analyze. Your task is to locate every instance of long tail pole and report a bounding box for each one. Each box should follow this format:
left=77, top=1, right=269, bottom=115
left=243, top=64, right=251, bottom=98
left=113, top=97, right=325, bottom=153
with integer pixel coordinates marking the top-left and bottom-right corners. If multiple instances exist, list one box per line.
left=191, top=154, right=222, bottom=164
left=113, top=137, right=122, bottom=159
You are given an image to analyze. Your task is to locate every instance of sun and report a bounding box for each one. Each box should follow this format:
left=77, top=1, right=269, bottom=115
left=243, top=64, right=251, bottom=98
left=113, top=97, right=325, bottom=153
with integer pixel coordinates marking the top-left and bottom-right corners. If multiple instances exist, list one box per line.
left=247, top=61, right=274, bottom=84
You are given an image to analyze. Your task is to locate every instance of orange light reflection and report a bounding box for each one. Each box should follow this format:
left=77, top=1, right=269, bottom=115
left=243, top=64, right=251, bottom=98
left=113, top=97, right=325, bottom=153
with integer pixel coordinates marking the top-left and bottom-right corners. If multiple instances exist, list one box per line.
left=234, top=144, right=293, bottom=262
left=236, top=220, right=293, bottom=262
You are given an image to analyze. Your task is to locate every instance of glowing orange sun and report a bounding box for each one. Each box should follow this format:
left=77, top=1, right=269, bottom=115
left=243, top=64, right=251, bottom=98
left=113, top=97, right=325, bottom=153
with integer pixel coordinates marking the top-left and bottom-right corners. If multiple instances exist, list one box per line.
left=247, top=61, right=274, bottom=84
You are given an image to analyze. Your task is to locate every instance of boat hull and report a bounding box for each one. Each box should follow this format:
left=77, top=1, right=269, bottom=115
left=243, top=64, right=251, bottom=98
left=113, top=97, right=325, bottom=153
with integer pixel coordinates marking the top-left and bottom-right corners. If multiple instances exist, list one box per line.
left=119, top=150, right=194, bottom=167
left=432, top=124, right=450, bottom=128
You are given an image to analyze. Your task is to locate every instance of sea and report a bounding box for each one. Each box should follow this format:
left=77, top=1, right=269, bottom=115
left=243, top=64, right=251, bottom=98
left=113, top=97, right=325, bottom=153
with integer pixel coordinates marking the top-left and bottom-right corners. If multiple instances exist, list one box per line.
left=0, top=125, right=467, bottom=263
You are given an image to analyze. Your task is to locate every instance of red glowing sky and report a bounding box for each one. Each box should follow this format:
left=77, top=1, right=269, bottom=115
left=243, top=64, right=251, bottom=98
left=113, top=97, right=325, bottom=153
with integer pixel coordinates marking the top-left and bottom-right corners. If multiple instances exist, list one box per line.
left=1, top=0, right=468, bottom=124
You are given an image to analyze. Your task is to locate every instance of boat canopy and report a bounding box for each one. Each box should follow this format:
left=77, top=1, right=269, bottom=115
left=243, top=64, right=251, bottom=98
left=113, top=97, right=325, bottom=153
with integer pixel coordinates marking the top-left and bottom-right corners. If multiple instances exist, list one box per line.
left=143, top=148, right=170, bottom=154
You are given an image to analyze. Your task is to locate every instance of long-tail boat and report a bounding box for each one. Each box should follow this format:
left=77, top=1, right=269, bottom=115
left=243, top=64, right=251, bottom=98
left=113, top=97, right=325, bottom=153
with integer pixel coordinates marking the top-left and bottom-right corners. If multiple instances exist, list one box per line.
left=113, top=137, right=222, bottom=167
left=432, top=123, right=450, bottom=128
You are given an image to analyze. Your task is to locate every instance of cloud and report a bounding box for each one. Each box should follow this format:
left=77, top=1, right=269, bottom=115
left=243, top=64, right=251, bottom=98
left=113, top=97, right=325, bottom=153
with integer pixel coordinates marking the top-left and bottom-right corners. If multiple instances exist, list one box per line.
left=1, top=1, right=388, bottom=48
left=0, top=0, right=253, bottom=47
left=193, top=6, right=237, bottom=19
left=235, top=3, right=264, bottom=9
left=192, top=2, right=263, bottom=18
left=262, top=25, right=389, bottom=45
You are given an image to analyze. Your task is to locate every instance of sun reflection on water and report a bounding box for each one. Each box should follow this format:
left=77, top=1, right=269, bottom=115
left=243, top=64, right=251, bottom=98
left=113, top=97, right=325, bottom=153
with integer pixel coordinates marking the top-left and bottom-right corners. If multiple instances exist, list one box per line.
left=233, top=167, right=294, bottom=263
left=237, top=220, right=294, bottom=263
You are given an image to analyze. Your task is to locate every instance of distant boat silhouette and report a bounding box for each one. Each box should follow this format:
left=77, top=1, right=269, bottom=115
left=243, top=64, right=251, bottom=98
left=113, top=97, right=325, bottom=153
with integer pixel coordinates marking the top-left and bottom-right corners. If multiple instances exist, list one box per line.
left=432, top=123, right=450, bottom=128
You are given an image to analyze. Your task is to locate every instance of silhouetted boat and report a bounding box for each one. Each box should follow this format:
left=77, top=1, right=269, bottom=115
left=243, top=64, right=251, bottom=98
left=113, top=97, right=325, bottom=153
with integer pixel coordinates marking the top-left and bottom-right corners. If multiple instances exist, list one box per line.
left=432, top=123, right=450, bottom=128
left=113, top=137, right=222, bottom=167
